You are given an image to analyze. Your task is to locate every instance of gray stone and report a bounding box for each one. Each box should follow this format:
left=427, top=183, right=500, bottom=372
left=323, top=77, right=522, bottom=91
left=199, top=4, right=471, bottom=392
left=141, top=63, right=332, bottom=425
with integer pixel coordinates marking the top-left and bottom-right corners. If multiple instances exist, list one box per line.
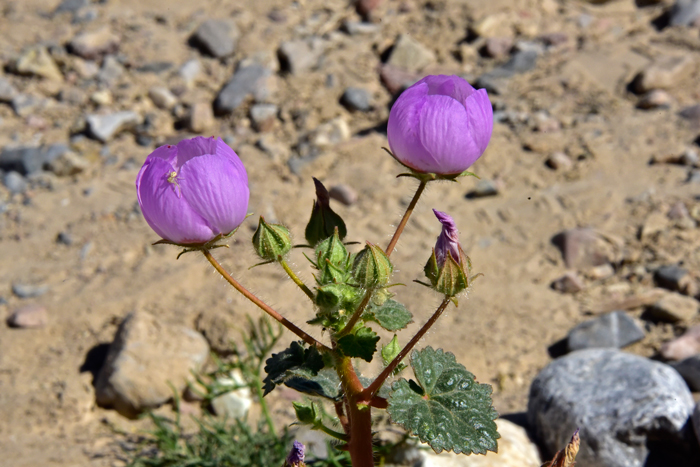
left=0, top=144, right=69, bottom=175
left=654, top=265, right=693, bottom=293
left=647, top=292, right=699, bottom=323
left=379, top=64, right=421, bottom=94
left=249, top=103, right=278, bottom=132
left=341, top=20, right=380, bottom=35
left=637, top=90, right=673, bottom=110
left=3, top=171, right=26, bottom=194
left=86, top=111, right=141, bottom=143
left=528, top=349, right=695, bottom=467
left=474, top=74, right=509, bottom=96
left=135, top=61, right=173, bottom=74
left=679, top=104, right=700, bottom=122
left=329, top=184, right=358, bottom=206
left=482, top=37, right=513, bottom=59
left=97, top=55, right=124, bottom=84
left=551, top=271, right=584, bottom=294
left=148, top=86, right=177, bottom=110
left=670, top=355, right=700, bottom=391
left=214, top=64, right=272, bottom=115
left=467, top=179, right=500, bottom=198
left=308, top=117, right=351, bottom=149
left=45, top=150, right=89, bottom=176
left=54, top=0, right=89, bottom=14
left=546, top=152, right=573, bottom=170
left=0, top=77, right=17, bottom=103
left=179, top=59, right=201, bottom=87
left=567, top=311, right=645, bottom=352
left=15, top=46, right=63, bottom=81
left=661, top=324, right=700, bottom=360
left=209, top=370, right=252, bottom=419
left=11, top=93, right=42, bottom=117
left=190, top=19, right=240, bottom=58
left=57, top=231, right=73, bottom=245
left=7, top=304, right=47, bottom=329
left=340, top=87, right=371, bottom=112
left=278, top=38, right=326, bottom=75
left=386, top=34, right=436, bottom=72
left=552, top=228, right=613, bottom=270
left=486, top=50, right=538, bottom=79
left=633, top=55, right=695, bottom=93
left=95, top=311, right=210, bottom=418
left=670, top=0, right=700, bottom=26
left=68, top=28, right=120, bottom=59
left=680, top=148, right=699, bottom=166
left=12, top=283, right=49, bottom=298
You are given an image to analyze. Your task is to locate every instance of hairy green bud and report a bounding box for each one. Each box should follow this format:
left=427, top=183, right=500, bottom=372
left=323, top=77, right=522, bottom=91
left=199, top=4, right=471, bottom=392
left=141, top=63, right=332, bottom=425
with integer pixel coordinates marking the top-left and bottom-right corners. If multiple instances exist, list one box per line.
left=424, top=247, right=470, bottom=297
left=315, top=227, right=350, bottom=284
left=292, top=401, right=319, bottom=425
left=252, top=216, right=292, bottom=261
left=352, top=242, right=393, bottom=289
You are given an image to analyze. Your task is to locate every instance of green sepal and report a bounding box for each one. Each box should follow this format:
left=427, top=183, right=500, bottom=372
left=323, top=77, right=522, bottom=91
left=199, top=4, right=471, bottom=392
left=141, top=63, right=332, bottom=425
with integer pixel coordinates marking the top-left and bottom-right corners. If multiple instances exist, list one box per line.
left=337, top=326, right=380, bottom=362
left=383, top=147, right=480, bottom=183
left=314, top=228, right=351, bottom=285
left=387, top=347, right=499, bottom=455
left=423, top=247, right=473, bottom=297
left=293, top=400, right=319, bottom=425
left=366, top=299, right=413, bottom=331
left=314, top=283, right=364, bottom=332
left=252, top=216, right=292, bottom=262
left=381, top=335, right=407, bottom=376
left=305, top=177, right=347, bottom=247
left=263, top=341, right=324, bottom=395
left=351, top=242, right=393, bottom=289
left=154, top=228, right=240, bottom=259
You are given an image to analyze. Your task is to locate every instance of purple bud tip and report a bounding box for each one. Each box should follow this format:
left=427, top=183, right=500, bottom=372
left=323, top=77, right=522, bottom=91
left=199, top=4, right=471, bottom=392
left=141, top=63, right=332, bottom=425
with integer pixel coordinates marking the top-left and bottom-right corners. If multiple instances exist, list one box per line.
left=433, top=209, right=460, bottom=267
left=286, top=440, right=305, bottom=466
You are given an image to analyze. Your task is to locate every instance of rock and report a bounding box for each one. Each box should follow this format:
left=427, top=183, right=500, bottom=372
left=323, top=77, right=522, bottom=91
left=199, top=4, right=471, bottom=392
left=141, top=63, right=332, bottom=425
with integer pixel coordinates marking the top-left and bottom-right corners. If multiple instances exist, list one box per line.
left=96, top=55, right=124, bottom=84
left=528, top=349, right=694, bottom=467
left=670, top=355, right=700, bottom=391
left=86, top=111, right=141, bottom=143
left=56, top=231, right=73, bottom=245
left=309, top=117, right=351, bottom=148
left=633, top=55, right=695, bottom=93
left=551, top=271, right=584, bottom=294
left=482, top=37, right=513, bottom=58
left=341, top=20, right=380, bottom=35
left=11, top=93, right=43, bottom=117
left=329, top=184, right=358, bottom=206
left=552, top=228, right=613, bottom=270
left=586, top=263, right=615, bottom=280
left=0, top=144, right=68, bottom=175
left=567, top=311, right=645, bottom=352
left=214, top=64, right=272, bottom=115
left=185, top=102, right=215, bottom=133
left=679, top=104, right=700, bottom=122
left=661, top=324, right=700, bottom=360
left=340, top=87, right=372, bottom=112
left=546, top=152, right=573, bottom=170
left=12, top=283, right=49, bottom=298
left=654, top=265, right=694, bottom=294
left=637, top=90, right=673, bottom=110
left=668, top=201, right=691, bottom=220
left=68, top=28, right=119, bottom=59
left=90, top=89, right=112, bottom=106
left=467, top=179, right=500, bottom=198
left=412, top=419, right=541, bottom=466
left=640, top=211, right=669, bottom=239
left=386, top=34, right=436, bottom=72
left=190, top=19, right=240, bottom=58
left=670, top=0, right=700, bottom=26
left=209, top=370, right=252, bottom=419
left=7, top=304, right=48, bottom=329
left=646, top=292, right=699, bottom=323
left=379, top=64, right=421, bottom=94
left=14, top=47, right=63, bottom=81
left=148, top=86, right=177, bottom=110
left=0, top=77, right=17, bottom=102
left=45, top=150, right=89, bottom=176
left=58, top=87, right=87, bottom=105
left=471, top=13, right=512, bottom=38
left=278, top=38, right=326, bottom=75
left=179, top=59, right=201, bottom=87
left=4, top=171, right=27, bottom=194
left=194, top=310, right=239, bottom=355
left=256, top=135, right=290, bottom=162
left=54, top=0, right=89, bottom=14
left=95, top=311, right=210, bottom=418
left=475, top=74, right=509, bottom=96
left=680, top=148, right=699, bottom=166
left=488, top=50, right=538, bottom=78
left=538, top=32, right=569, bottom=47
left=135, top=61, right=173, bottom=74
left=249, top=103, right=277, bottom=132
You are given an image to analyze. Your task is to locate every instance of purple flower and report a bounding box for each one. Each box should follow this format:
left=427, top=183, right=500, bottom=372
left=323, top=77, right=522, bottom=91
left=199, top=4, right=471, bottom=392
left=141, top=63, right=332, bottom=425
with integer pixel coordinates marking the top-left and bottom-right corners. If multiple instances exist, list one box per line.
left=433, top=209, right=461, bottom=267
left=136, top=136, right=249, bottom=245
left=387, top=75, right=493, bottom=175
left=285, top=440, right=305, bottom=467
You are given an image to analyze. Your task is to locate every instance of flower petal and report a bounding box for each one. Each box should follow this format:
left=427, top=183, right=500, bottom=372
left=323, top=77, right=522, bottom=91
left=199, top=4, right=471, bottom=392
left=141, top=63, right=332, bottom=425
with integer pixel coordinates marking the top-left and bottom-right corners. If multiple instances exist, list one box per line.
left=422, top=75, right=476, bottom=103
left=136, top=156, right=216, bottom=244
left=178, top=153, right=250, bottom=236
left=465, top=89, right=493, bottom=155
left=175, top=135, right=217, bottom=170
left=215, top=138, right=248, bottom=185
left=145, top=143, right=178, bottom=166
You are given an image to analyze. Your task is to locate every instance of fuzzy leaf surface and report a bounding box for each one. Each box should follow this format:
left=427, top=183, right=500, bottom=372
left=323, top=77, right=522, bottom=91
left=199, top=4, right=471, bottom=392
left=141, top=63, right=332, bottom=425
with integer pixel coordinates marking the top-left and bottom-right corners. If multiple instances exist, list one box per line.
left=284, top=368, right=341, bottom=401
left=263, top=341, right=324, bottom=395
left=387, top=347, right=499, bottom=455
left=369, top=299, right=413, bottom=331
left=337, top=326, right=379, bottom=362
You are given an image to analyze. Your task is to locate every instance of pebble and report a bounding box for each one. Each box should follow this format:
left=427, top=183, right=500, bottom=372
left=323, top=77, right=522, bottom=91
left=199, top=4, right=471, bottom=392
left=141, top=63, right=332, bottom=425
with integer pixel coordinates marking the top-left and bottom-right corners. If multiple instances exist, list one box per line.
left=679, top=104, right=700, bottom=123
left=329, top=184, right=358, bottom=206
left=654, top=265, right=694, bottom=294
left=96, top=55, right=124, bottom=84
left=135, top=61, right=173, bottom=74
left=45, top=150, right=89, bottom=176
left=214, top=64, right=272, bottom=115
left=309, top=117, right=351, bottom=148
left=661, top=324, right=700, bottom=360
left=386, top=34, right=436, bottom=72
left=11, top=93, right=42, bottom=117
left=467, top=179, right=500, bottom=198
left=56, top=231, right=73, bottom=245
left=194, top=310, right=240, bottom=355
left=95, top=311, right=210, bottom=418
left=340, top=87, right=371, bottom=112
left=190, top=19, right=240, bottom=58
left=379, top=63, right=420, bottom=94
left=551, top=271, right=584, bottom=294
left=6, top=304, right=48, bottom=329
left=90, top=89, right=112, bottom=106
left=482, top=37, right=513, bottom=59
left=669, top=0, right=700, bottom=26
left=0, top=77, right=17, bottom=102
left=3, top=171, right=27, bottom=194
left=528, top=349, right=694, bottom=467
left=58, top=87, right=87, bottom=106
left=471, top=13, right=512, bottom=38
left=0, top=144, right=69, bottom=175
left=637, top=89, right=673, bottom=110
left=86, top=111, right=141, bottom=142
left=68, top=27, right=120, bottom=59
left=53, top=0, right=89, bottom=14
left=179, top=59, right=201, bottom=87
left=489, top=50, right=538, bottom=78
left=670, top=355, right=700, bottom=391
left=552, top=228, right=613, bottom=270
left=567, top=311, right=645, bottom=352
left=633, top=55, right=695, bottom=93
left=646, top=292, right=699, bottom=323
left=538, top=32, right=569, bottom=47
left=249, top=103, right=277, bottom=132
left=148, top=86, right=177, bottom=110
left=341, top=20, right=380, bottom=35
left=278, top=37, right=326, bottom=75
left=256, top=135, right=290, bottom=162
left=15, top=46, right=63, bottom=81
left=185, top=102, right=215, bottom=133
left=546, top=151, right=573, bottom=170
left=210, top=370, right=252, bottom=419
left=12, top=283, right=49, bottom=299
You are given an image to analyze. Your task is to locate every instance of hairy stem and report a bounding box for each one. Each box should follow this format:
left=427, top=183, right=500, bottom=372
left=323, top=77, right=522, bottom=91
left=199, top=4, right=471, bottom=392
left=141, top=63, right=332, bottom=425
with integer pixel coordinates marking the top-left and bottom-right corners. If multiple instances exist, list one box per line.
left=361, top=297, right=451, bottom=400
left=385, top=180, right=427, bottom=258
left=278, top=257, right=315, bottom=301
left=335, top=289, right=373, bottom=338
left=316, top=423, right=349, bottom=441
left=335, top=401, right=350, bottom=435
left=202, top=249, right=331, bottom=352
left=336, top=357, right=374, bottom=467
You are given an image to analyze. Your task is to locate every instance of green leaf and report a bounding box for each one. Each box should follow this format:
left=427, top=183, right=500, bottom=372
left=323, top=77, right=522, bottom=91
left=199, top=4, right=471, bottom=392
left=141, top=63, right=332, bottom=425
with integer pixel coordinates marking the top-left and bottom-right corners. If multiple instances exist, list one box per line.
left=263, top=341, right=324, bottom=395
left=337, top=326, right=380, bottom=362
left=284, top=368, right=341, bottom=400
left=387, top=347, right=499, bottom=455
left=369, top=299, right=413, bottom=331
left=381, top=335, right=407, bottom=376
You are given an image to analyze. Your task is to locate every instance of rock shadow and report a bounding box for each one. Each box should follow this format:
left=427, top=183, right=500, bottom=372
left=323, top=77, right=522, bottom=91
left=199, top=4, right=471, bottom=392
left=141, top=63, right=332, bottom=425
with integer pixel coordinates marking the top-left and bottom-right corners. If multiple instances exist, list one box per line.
left=79, top=342, right=110, bottom=387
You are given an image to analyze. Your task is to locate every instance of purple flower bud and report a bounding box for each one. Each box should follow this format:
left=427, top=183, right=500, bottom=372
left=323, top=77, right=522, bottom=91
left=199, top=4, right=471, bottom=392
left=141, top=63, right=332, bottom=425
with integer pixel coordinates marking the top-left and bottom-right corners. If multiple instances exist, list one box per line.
left=136, top=136, right=249, bottom=245
left=387, top=75, right=493, bottom=175
left=285, top=440, right=305, bottom=467
left=433, top=209, right=460, bottom=268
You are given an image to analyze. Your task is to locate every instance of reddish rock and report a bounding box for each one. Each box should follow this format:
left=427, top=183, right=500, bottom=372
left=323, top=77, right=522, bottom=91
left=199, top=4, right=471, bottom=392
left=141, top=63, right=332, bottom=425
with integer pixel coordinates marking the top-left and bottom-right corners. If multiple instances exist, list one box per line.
left=7, top=304, right=48, bottom=329
left=551, top=271, right=585, bottom=294
left=661, top=325, right=700, bottom=361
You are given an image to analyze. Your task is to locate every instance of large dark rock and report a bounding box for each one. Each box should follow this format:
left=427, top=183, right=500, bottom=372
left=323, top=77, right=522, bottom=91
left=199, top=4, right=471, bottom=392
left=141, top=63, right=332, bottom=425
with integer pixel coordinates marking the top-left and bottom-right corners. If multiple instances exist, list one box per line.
left=528, top=349, right=695, bottom=467
left=567, top=311, right=645, bottom=351
left=0, top=144, right=69, bottom=175
left=214, top=64, right=272, bottom=115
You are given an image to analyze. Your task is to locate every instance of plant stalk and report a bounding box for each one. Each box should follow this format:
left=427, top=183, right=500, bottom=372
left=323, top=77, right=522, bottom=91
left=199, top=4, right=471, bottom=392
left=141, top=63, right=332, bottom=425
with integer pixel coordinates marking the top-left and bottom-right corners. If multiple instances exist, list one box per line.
left=385, top=180, right=427, bottom=258
left=202, top=249, right=331, bottom=352
left=337, top=357, right=375, bottom=467
left=278, top=257, right=315, bottom=301
left=335, top=289, right=373, bottom=338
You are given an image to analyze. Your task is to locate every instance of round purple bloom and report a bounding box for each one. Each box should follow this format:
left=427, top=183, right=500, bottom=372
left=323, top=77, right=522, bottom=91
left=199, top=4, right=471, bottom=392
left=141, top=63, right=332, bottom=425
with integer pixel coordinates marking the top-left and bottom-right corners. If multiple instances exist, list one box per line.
left=387, top=75, right=493, bottom=175
left=136, top=136, right=249, bottom=245
left=433, top=209, right=460, bottom=267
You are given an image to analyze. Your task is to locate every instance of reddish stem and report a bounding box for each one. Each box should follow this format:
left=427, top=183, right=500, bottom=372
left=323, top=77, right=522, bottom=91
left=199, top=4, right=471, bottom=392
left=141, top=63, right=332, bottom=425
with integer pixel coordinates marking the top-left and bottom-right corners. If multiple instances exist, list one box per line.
left=337, top=357, right=375, bottom=467
left=385, top=180, right=427, bottom=257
